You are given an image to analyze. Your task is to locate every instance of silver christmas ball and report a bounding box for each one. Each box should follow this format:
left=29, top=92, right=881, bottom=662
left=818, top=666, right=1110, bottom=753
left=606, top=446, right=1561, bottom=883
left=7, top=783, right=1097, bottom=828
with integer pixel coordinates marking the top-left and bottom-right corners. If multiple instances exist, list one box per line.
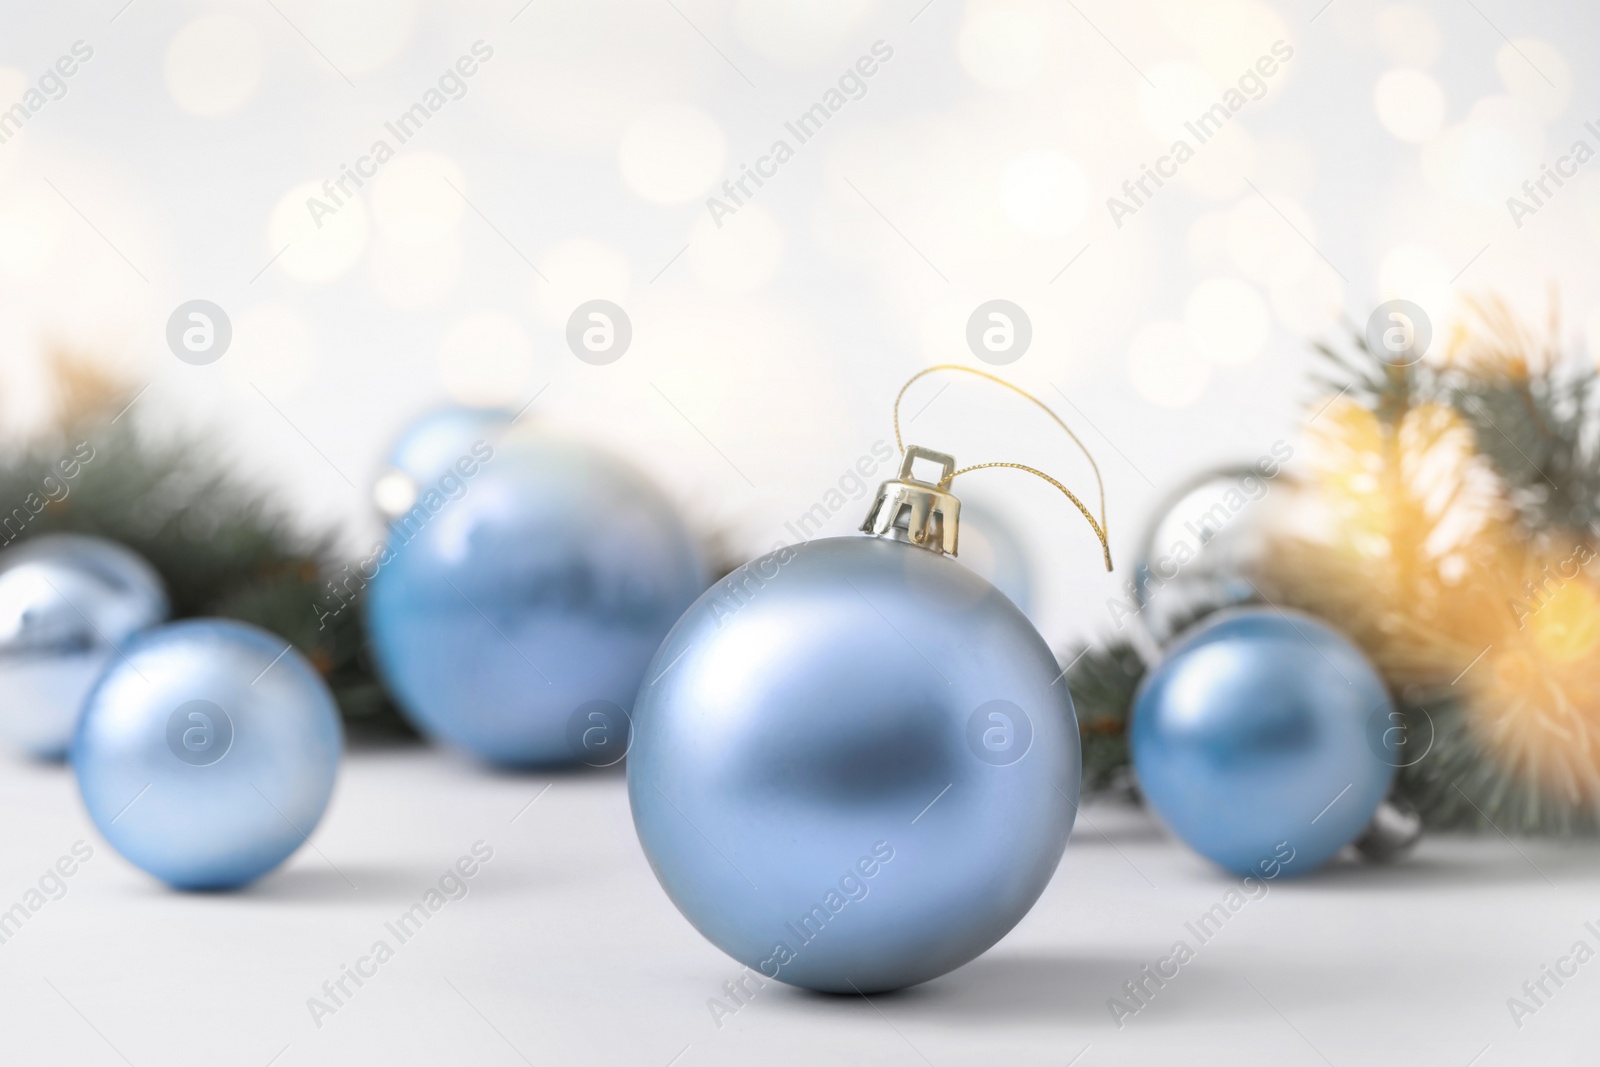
left=0, top=535, right=168, bottom=759
left=1353, top=797, right=1424, bottom=863
left=1131, top=459, right=1300, bottom=647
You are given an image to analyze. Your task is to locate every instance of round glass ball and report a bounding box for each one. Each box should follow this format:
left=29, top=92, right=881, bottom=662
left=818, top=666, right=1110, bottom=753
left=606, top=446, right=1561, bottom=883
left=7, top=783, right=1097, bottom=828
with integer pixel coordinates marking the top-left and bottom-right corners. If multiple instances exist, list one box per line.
left=629, top=534, right=1079, bottom=993
left=1131, top=608, right=1396, bottom=876
left=73, top=619, right=342, bottom=889
left=367, top=429, right=705, bottom=766
left=0, top=534, right=168, bottom=759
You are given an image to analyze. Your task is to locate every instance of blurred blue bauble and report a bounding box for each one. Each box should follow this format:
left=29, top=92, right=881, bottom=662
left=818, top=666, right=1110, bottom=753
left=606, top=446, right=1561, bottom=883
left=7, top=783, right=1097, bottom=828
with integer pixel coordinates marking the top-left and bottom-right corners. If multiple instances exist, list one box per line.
left=0, top=534, right=168, bottom=760
left=953, top=501, right=1035, bottom=616
left=630, top=535, right=1079, bottom=993
left=1130, top=608, right=1396, bottom=877
left=73, top=619, right=342, bottom=889
left=373, top=405, right=515, bottom=521
left=367, top=429, right=705, bottom=766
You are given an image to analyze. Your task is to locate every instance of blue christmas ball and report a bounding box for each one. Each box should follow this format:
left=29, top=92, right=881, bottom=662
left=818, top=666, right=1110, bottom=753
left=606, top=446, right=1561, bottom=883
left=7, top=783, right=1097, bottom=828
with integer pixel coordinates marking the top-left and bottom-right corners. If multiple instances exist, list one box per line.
left=1130, top=608, right=1396, bottom=877
left=629, top=535, right=1079, bottom=993
left=0, top=534, right=168, bottom=760
left=367, top=429, right=705, bottom=766
left=953, top=501, right=1035, bottom=616
left=73, top=619, right=342, bottom=890
left=374, top=405, right=515, bottom=521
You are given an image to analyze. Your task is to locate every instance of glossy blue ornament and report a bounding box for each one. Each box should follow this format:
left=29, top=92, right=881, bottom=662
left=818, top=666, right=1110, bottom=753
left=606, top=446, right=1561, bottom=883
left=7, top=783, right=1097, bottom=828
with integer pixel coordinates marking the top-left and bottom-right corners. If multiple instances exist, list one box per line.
left=374, top=405, right=515, bottom=521
left=630, top=447, right=1078, bottom=993
left=0, top=534, right=168, bottom=759
left=73, top=619, right=342, bottom=890
left=1130, top=608, right=1396, bottom=877
left=367, top=427, right=705, bottom=766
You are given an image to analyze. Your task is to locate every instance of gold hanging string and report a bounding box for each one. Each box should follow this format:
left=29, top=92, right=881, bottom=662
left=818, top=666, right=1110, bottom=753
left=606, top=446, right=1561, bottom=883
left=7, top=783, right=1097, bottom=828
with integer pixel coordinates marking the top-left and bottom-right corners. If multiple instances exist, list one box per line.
left=892, top=364, right=1112, bottom=572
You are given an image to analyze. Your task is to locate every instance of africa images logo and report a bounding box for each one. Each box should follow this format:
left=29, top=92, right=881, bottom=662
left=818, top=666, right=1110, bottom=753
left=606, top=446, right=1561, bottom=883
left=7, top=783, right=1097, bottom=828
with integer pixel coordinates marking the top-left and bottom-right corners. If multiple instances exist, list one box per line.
left=165, top=700, right=234, bottom=766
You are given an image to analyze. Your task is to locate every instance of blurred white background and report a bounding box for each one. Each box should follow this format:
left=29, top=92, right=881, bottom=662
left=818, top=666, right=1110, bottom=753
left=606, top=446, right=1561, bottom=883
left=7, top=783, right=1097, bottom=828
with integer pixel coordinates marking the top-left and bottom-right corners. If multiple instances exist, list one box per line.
left=2, top=0, right=1596, bottom=651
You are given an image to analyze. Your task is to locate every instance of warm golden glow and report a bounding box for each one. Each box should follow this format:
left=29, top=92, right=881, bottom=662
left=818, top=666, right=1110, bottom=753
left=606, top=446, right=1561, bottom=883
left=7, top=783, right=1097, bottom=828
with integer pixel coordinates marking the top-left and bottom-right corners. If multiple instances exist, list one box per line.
left=1302, top=398, right=1492, bottom=563
left=1472, top=642, right=1600, bottom=806
left=1270, top=324, right=1600, bottom=807
left=1526, top=580, right=1600, bottom=665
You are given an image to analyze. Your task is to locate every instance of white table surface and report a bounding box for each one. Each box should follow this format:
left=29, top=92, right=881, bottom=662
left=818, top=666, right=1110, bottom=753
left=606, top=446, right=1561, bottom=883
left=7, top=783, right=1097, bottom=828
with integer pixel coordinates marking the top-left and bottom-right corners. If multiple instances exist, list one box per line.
left=1, top=747, right=1594, bottom=1067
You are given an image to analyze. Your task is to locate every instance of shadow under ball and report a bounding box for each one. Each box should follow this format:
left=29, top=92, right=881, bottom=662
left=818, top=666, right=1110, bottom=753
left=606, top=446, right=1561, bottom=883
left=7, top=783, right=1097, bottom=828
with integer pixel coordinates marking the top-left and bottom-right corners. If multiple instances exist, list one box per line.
left=367, top=430, right=706, bottom=766
left=73, top=619, right=342, bottom=890
left=0, top=534, right=168, bottom=760
left=629, top=452, right=1079, bottom=994
left=1130, top=608, right=1397, bottom=877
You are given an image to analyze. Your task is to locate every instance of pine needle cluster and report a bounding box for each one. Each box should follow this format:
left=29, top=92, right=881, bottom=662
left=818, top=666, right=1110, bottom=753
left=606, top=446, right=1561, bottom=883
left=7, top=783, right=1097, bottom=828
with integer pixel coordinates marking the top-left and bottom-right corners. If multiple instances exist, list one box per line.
left=1068, top=298, right=1600, bottom=834
left=0, top=354, right=414, bottom=739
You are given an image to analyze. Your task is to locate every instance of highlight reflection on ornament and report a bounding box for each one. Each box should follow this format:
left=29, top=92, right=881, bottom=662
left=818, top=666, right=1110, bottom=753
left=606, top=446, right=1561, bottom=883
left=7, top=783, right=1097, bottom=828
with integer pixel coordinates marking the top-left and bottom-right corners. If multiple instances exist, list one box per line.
left=373, top=405, right=515, bottom=521
left=0, top=534, right=168, bottom=760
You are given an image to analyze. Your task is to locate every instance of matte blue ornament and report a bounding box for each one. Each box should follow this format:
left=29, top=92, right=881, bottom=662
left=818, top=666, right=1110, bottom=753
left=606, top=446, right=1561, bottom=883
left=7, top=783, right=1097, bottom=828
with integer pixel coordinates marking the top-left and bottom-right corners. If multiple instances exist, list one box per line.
left=0, top=534, right=168, bottom=760
left=374, top=405, right=515, bottom=521
left=629, top=446, right=1079, bottom=993
left=73, top=619, right=342, bottom=890
left=367, top=427, right=705, bottom=766
left=1130, top=608, right=1397, bottom=877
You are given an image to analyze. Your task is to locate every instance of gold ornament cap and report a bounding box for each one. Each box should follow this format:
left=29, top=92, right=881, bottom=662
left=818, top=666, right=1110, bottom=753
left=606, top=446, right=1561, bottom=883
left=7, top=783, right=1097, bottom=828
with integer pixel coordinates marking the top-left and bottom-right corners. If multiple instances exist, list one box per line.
left=861, top=445, right=961, bottom=556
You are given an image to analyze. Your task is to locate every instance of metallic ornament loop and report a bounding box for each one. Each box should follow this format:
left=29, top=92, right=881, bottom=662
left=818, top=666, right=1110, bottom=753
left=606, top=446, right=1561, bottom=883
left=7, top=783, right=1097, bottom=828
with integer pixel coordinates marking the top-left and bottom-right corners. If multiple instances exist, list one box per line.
left=860, top=445, right=962, bottom=555
left=888, top=364, right=1112, bottom=571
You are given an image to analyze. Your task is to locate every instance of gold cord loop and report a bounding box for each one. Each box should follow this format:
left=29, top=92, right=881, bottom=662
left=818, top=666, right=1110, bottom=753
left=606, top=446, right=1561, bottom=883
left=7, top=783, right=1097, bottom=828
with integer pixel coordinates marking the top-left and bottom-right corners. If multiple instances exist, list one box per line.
left=891, top=364, right=1112, bottom=572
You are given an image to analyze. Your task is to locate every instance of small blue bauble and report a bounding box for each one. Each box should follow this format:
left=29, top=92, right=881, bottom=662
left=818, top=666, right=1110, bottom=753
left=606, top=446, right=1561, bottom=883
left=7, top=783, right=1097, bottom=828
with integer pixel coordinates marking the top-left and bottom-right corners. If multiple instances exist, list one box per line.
left=629, top=531, right=1079, bottom=993
left=73, top=619, right=342, bottom=890
left=374, top=406, right=514, bottom=521
left=1130, top=608, right=1396, bottom=876
left=367, top=429, right=705, bottom=766
left=0, top=534, right=168, bottom=760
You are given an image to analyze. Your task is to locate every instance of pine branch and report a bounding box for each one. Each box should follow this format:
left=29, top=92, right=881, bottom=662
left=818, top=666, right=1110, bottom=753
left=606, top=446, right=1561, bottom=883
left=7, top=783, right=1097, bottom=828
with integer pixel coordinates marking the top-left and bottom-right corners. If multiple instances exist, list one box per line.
left=1056, top=303, right=1600, bottom=835
left=0, top=357, right=416, bottom=740
left=1065, top=639, right=1146, bottom=796
left=1282, top=305, right=1600, bottom=834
